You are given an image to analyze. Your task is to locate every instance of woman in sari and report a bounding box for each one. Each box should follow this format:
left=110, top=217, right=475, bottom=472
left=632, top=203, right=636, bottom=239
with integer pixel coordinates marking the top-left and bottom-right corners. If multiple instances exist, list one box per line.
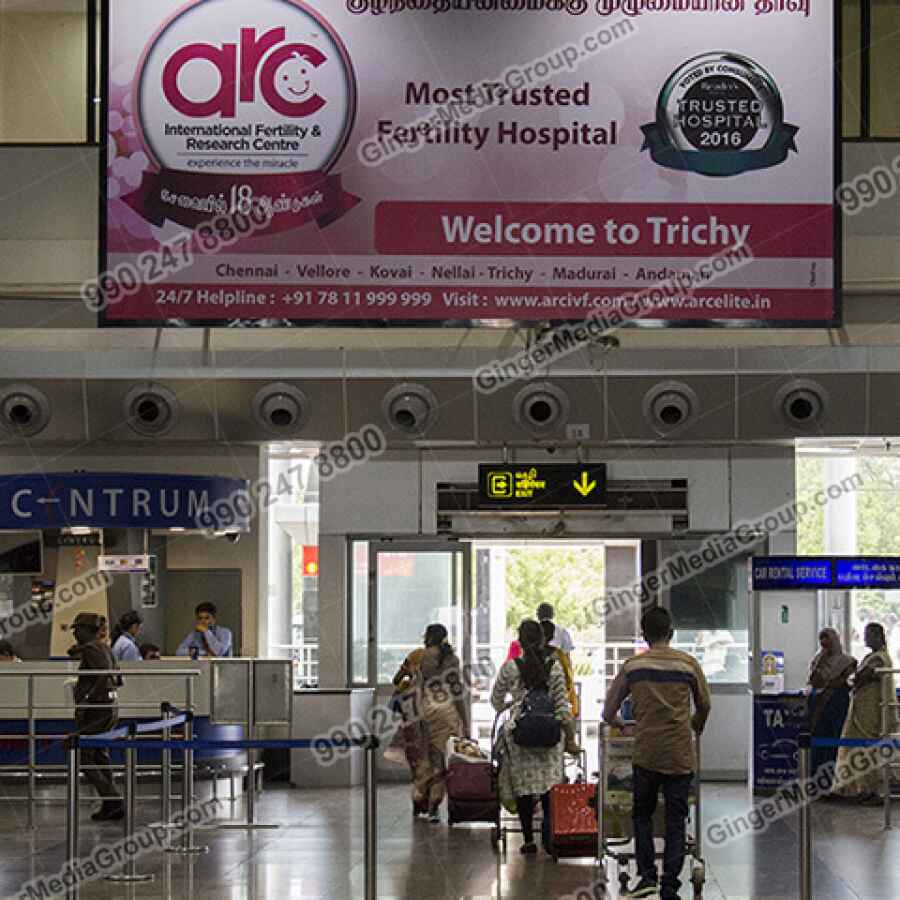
left=808, top=627, right=855, bottom=787
left=833, top=622, right=895, bottom=803
left=389, top=646, right=426, bottom=816
left=412, top=624, right=468, bottom=823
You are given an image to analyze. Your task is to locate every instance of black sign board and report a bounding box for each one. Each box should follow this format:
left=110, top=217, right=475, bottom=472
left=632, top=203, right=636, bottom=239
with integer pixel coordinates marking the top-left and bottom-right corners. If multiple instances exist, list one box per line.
left=477, top=464, right=608, bottom=509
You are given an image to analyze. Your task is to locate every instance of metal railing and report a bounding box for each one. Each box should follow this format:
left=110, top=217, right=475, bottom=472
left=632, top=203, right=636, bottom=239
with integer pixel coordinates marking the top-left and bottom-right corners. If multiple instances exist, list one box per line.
left=0, top=668, right=200, bottom=829
left=65, top=730, right=380, bottom=900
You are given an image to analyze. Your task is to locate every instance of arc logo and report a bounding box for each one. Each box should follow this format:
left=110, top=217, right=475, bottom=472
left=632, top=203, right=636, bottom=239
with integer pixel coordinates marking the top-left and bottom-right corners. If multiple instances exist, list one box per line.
left=136, top=0, right=356, bottom=175
left=162, top=27, right=328, bottom=119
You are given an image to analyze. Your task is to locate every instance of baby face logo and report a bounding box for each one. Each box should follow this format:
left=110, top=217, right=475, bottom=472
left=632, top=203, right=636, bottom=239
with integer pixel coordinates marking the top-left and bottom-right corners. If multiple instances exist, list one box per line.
left=138, top=0, right=355, bottom=175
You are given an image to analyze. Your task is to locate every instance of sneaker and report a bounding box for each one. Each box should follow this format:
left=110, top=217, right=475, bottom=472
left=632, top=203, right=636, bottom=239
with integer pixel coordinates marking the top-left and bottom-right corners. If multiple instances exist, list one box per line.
left=91, top=801, right=124, bottom=822
left=428, top=808, right=441, bottom=824
left=623, top=878, right=659, bottom=898
left=519, top=842, right=537, bottom=855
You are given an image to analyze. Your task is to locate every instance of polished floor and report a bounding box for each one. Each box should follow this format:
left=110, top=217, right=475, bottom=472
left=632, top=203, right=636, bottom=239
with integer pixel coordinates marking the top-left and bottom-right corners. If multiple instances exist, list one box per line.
left=0, top=781, right=897, bottom=899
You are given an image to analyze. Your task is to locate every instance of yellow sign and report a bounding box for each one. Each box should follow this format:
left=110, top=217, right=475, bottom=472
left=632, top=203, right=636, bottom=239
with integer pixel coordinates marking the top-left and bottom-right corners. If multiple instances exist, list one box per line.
left=485, top=467, right=547, bottom=500
left=573, top=472, right=597, bottom=498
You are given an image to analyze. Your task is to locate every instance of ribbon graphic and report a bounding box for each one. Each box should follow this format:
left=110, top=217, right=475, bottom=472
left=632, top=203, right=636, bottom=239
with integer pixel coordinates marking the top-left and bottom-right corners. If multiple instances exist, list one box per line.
left=123, top=170, right=360, bottom=232
left=640, top=123, right=799, bottom=177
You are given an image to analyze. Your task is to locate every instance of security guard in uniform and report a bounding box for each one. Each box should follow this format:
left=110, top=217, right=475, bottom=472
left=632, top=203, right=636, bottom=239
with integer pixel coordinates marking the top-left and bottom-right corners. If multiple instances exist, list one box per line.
left=69, top=613, right=124, bottom=821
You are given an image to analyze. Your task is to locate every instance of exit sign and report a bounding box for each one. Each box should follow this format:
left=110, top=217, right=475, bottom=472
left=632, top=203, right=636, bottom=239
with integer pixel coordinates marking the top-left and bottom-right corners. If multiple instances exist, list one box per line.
left=477, top=464, right=608, bottom=509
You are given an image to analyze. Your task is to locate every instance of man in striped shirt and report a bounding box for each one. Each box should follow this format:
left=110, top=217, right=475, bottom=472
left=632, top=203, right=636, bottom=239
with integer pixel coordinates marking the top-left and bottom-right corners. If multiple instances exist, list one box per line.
left=603, top=607, right=711, bottom=899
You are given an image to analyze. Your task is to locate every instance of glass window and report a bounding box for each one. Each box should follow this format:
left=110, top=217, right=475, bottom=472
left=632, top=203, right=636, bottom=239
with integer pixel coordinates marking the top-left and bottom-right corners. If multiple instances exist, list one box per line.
left=0, top=0, right=89, bottom=143
left=351, top=541, right=369, bottom=685
left=658, top=541, right=751, bottom=684
left=374, top=550, right=461, bottom=685
left=871, top=0, right=900, bottom=136
left=842, top=0, right=862, bottom=137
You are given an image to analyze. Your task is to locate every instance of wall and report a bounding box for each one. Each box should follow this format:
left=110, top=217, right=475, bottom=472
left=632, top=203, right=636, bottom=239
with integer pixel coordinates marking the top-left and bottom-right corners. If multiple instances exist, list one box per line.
left=0, top=12, right=87, bottom=142
left=0, top=445, right=262, bottom=654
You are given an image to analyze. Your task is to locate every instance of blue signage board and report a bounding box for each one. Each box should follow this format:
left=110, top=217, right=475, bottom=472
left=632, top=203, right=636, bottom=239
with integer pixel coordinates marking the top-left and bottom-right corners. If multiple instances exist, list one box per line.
left=0, top=473, right=250, bottom=532
left=834, top=557, right=900, bottom=588
left=752, top=694, right=809, bottom=794
left=752, top=555, right=900, bottom=591
left=751, top=556, right=834, bottom=591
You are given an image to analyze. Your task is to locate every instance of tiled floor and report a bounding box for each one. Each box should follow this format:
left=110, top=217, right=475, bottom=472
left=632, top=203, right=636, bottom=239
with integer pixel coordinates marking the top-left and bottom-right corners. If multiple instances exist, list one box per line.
left=0, top=782, right=896, bottom=899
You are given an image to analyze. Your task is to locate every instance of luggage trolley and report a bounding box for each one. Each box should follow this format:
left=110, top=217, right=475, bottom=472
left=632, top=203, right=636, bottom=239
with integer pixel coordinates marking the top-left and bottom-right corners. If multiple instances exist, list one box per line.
left=598, top=722, right=706, bottom=898
left=489, top=706, right=587, bottom=854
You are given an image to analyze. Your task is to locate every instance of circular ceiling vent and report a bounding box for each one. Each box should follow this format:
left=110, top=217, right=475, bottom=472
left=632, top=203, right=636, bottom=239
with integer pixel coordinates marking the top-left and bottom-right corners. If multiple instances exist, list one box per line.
left=513, top=382, right=570, bottom=435
left=252, top=383, right=309, bottom=436
left=124, top=384, right=180, bottom=437
left=643, top=382, right=699, bottom=434
left=775, top=380, right=829, bottom=430
left=0, top=384, right=51, bottom=438
left=382, top=383, right=438, bottom=436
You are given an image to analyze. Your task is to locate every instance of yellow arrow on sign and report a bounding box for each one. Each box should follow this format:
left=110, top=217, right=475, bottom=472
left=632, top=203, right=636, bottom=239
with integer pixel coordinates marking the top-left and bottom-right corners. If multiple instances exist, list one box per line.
left=573, top=472, right=597, bottom=498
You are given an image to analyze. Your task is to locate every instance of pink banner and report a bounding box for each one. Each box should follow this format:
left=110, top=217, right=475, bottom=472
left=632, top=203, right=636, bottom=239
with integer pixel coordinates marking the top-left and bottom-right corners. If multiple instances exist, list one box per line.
left=123, top=170, right=359, bottom=232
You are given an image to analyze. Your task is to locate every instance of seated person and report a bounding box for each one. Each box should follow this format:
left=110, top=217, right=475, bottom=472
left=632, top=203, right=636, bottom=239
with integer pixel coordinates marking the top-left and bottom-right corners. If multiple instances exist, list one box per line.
left=0, top=640, right=21, bottom=662
left=111, top=610, right=143, bottom=662
left=140, top=643, right=162, bottom=660
left=176, top=602, right=233, bottom=657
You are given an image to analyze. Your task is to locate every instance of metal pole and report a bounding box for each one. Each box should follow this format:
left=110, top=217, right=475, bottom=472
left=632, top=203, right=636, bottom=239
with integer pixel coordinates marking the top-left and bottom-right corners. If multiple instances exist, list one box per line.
left=161, top=702, right=172, bottom=831
left=65, top=739, right=79, bottom=900
left=27, top=675, right=35, bottom=830
left=798, top=733, right=812, bottom=900
left=364, top=738, right=377, bottom=900
left=247, top=660, right=255, bottom=827
left=597, top=722, right=605, bottom=865
left=694, top=734, right=703, bottom=858
left=106, top=730, right=153, bottom=883
left=881, top=671, right=892, bottom=831
left=168, top=681, right=208, bottom=854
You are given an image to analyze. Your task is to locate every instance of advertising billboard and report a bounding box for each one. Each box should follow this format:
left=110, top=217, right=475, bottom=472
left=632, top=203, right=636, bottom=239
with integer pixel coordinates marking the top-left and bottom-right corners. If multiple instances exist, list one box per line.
left=101, top=0, right=838, bottom=327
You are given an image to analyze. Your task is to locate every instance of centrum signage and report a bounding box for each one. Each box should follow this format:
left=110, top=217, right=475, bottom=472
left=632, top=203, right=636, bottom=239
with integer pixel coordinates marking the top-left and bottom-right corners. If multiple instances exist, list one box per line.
left=477, top=463, right=607, bottom=509
left=0, top=473, right=250, bottom=531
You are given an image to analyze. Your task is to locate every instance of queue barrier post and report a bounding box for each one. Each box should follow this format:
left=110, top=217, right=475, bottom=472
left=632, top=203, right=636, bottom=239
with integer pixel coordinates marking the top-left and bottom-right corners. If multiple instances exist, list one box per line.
left=880, top=671, right=893, bottom=831
left=167, top=707, right=208, bottom=856
left=65, top=736, right=79, bottom=900
left=798, top=732, right=812, bottom=900
left=161, top=702, right=173, bottom=833
left=363, top=735, right=379, bottom=900
left=105, top=724, right=153, bottom=884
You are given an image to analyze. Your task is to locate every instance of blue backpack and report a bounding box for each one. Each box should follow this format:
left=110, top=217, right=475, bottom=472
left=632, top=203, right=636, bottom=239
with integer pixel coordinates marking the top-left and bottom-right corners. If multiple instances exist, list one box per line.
left=512, top=658, right=562, bottom=748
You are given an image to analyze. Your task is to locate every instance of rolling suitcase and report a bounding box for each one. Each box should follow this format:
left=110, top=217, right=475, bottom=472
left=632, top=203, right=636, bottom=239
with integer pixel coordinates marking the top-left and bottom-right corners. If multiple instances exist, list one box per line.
left=445, top=738, right=497, bottom=825
left=547, top=782, right=599, bottom=860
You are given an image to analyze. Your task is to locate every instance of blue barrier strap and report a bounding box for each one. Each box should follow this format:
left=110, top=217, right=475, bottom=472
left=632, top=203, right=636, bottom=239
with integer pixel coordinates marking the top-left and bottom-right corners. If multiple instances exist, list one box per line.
left=135, top=713, right=189, bottom=734
left=77, top=737, right=379, bottom=751
left=811, top=737, right=900, bottom=749
left=82, top=725, right=130, bottom=743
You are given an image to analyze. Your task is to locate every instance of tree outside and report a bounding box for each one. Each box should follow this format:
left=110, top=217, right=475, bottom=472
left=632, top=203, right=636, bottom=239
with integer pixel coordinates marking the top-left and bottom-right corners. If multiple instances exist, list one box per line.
left=503, top=546, right=605, bottom=638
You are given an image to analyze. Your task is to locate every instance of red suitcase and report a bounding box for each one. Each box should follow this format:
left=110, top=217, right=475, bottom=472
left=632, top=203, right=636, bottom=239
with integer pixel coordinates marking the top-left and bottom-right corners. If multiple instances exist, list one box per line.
left=548, top=783, right=599, bottom=859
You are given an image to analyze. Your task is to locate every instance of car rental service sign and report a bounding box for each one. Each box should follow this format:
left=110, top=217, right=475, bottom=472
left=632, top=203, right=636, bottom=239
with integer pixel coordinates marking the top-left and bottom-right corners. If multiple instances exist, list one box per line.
left=102, top=0, right=837, bottom=327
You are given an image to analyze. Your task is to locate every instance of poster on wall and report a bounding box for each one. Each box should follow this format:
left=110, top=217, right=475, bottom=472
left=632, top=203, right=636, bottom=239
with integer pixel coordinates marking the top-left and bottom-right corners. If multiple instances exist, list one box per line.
left=101, top=0, right=838, bottom=328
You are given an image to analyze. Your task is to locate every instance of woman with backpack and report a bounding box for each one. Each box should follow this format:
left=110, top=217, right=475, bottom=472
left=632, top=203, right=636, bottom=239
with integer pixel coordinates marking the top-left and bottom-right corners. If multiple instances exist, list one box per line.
left=411, top=624, right=469, bottom=823
left=491, top=619, right=572, bottom=854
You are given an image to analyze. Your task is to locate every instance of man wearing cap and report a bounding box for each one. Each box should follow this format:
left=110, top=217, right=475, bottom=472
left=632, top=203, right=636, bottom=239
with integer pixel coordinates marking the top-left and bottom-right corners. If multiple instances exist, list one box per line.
left=69, top=613, right=124, bottom=821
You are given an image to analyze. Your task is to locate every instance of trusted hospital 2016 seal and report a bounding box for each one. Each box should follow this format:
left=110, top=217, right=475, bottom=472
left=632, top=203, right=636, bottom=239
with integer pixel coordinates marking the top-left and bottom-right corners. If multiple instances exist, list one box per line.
left=641, top=52, right=798, bottom=177
left=125, top=0, right=359, bottom=231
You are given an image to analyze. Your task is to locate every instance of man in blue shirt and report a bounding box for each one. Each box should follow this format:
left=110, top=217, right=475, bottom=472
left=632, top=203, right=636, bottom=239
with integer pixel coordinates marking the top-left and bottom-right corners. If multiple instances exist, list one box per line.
left=176, top=602, right=233, bottom=657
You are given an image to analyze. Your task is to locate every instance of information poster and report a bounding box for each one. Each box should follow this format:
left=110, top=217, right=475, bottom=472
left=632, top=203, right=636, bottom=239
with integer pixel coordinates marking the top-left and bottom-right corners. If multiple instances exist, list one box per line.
left=102, top=0, right=837, bottom=327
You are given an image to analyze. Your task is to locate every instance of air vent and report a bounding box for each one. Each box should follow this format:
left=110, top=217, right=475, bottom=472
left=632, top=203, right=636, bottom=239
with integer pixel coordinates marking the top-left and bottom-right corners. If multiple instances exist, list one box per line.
left=124, top=384, right=179, bottom=437
left=775, top=380, right=828, bottom=430
left=382, top=383, right=438, bottom=436
left=252, top=383, right=309, bottom=436
left=643, top=382, right=699, bottom=434
left=0, top=384, right=51, bottom=437
left=513, top=382, right=570, bottom=435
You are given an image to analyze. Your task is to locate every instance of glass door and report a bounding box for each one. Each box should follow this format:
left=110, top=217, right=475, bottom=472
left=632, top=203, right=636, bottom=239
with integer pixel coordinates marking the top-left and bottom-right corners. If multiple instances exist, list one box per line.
left=367, top=541, right=472, bottom=690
